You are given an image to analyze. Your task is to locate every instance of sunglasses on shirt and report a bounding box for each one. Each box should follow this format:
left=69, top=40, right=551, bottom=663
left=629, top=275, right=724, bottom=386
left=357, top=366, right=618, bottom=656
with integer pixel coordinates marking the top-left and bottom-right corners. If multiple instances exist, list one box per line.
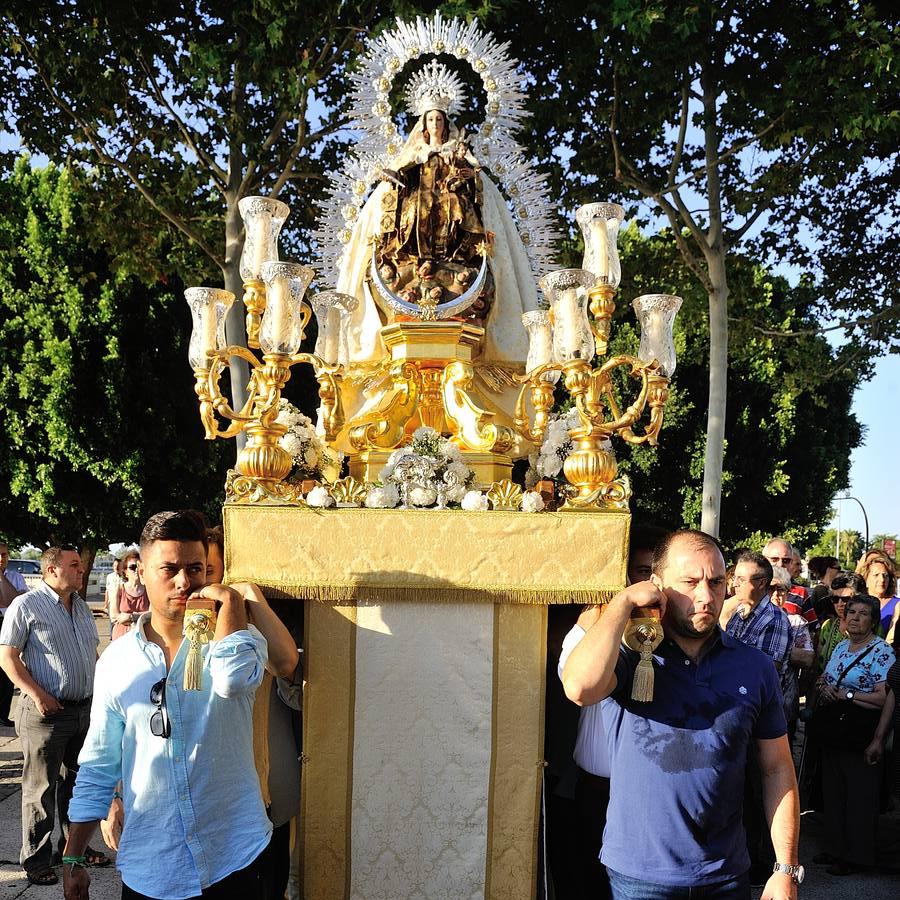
left=150, top=678, right=171, bottom=739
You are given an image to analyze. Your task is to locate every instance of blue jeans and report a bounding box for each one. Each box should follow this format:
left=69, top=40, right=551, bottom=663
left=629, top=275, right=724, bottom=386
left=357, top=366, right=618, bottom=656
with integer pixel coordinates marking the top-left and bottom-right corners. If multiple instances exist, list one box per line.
left=607, top=868, right=750, bottom=900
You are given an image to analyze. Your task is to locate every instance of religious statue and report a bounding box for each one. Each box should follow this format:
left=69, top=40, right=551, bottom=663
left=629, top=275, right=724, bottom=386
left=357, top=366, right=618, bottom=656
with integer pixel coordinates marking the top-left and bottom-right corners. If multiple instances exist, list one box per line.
left=374, top=105, right=494, bottom=321
left=325, top=58, right=547, bottom=457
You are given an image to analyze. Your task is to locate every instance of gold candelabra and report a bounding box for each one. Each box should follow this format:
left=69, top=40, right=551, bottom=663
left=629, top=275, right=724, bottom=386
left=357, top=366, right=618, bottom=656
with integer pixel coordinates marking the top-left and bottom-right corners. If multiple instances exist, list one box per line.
left=186, top=197, right=681, bottom=510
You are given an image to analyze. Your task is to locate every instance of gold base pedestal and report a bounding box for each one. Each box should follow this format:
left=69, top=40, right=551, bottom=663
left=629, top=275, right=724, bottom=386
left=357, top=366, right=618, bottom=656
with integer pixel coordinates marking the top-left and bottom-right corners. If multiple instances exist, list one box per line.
left=349, top=449, right=512, bottom=489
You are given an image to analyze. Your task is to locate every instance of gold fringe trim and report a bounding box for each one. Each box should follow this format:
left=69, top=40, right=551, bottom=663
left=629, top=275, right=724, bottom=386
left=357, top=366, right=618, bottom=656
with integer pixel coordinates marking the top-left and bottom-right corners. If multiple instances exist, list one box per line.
left=254, top=583, right=618, bottom=605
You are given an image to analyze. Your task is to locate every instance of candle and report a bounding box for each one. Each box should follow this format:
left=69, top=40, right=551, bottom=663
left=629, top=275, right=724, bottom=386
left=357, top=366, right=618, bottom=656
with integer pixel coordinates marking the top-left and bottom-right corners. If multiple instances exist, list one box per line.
left=558, top=287, right=581, bottom=358
left=264, top=276, right=291, bottom=352
left=249, top=216, right=269, bottom=278
left=590, top=218, right=609, bottom=281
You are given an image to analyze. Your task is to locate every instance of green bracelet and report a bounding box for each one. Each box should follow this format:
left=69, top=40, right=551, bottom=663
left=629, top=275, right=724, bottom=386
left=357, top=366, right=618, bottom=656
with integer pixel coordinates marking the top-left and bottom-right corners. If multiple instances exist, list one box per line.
left=62, top=855, right=88, bottom=868
left=113, top=791, right=122, bottom=800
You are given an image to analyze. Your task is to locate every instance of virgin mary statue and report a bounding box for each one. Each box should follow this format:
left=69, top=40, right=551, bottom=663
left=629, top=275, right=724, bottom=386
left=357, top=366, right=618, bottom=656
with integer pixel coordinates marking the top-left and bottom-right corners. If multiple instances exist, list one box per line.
left=331, top=61, right=540, bottom=454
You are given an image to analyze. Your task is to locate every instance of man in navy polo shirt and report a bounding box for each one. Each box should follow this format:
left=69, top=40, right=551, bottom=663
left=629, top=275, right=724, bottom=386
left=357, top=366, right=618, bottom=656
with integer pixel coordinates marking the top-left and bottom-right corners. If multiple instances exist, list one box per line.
left=562, top=529, right=800, bottom=900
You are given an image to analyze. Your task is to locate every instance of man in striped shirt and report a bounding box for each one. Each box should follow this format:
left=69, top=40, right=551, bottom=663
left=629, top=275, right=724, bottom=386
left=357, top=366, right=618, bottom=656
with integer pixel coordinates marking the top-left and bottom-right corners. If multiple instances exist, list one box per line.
left=0, top=545, right=102, bottom=886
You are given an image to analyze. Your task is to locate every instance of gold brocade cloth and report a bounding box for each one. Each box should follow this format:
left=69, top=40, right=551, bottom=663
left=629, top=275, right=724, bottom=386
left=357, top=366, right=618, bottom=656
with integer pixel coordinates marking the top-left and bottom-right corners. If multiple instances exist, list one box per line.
left=223, top=506, right=630, bottom=604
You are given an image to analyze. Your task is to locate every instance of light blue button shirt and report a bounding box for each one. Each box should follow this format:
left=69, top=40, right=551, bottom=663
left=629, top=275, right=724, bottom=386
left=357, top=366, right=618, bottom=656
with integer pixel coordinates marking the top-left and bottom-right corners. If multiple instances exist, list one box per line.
left=69, top=614, right=272, bottom=900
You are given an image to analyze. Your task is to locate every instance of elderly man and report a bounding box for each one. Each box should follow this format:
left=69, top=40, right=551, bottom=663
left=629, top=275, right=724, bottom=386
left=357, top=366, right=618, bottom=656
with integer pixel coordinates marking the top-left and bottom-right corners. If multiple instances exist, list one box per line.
left=0, top=540, right=27, bottom=726
left=763, top=538, right=815, bottom=627
left=563, top=530, right=801, bottom=900
left=0, top=545, right=106, bottom=886
left=63, top=511, right=272, bottom=900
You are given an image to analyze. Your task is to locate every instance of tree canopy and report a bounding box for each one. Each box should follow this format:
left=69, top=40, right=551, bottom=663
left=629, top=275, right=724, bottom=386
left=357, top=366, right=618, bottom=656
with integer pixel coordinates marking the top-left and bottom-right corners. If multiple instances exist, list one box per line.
left=1, top=1, right=892, bottom=544
left=0, top=158, right=228, bottom=549
left=490, top=0, right=899, bottom=534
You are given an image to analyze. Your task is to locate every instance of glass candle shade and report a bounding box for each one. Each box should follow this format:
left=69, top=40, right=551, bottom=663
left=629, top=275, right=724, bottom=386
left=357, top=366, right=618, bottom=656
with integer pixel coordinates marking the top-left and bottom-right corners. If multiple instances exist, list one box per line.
left=238, top=196, right=290, bottom=282
left=539, top=269, right=597, bottom=363
left=522, top=310, right=560, bottom=383
left=185, top=287, right=235, bottom=369
left=259, top=262, right=315, bottom=356
left=311, top=291, right=358, bottom=365
left=632, top=294, right=683, bottom=377
left=576, top=202, right=625, bottom=287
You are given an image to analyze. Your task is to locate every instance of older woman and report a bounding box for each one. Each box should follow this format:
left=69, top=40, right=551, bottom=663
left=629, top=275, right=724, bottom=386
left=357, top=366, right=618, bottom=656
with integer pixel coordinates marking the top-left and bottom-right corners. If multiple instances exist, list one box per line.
left=111, top=551, right=148, bottom=640
left=857, top=549, right=898, bottom=634
left=816, top=572, right=866, bottom=673
left=814, top=594, right=895, bottom=874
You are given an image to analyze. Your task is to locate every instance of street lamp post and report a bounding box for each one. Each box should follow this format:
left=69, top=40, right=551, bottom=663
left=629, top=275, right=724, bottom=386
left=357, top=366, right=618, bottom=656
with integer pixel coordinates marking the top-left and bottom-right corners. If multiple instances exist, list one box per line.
left=835, top=494, right=870, bottom=554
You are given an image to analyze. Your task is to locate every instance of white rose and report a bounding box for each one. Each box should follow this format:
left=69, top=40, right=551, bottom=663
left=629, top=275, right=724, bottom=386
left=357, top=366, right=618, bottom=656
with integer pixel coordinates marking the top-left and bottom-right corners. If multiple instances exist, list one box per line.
left=521, top=491, right=545, bottom=513
left=409, top=485, right=437, bottom=507
left=279, top=433, right=304, bottom=459
left=412, top=426, right=438, bottom=441
left=306, top=486, right=334, bottom=508
left=461, top=490, right=489, bottom=511
left=365, top=485, right=399, bottom=509
left=539, top=456, right=562, bottom=478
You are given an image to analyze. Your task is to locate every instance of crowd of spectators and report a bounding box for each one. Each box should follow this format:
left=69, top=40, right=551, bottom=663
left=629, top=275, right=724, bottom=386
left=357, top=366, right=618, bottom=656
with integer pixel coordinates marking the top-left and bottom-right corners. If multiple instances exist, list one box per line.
left=547, top=531, right=900, bottom=897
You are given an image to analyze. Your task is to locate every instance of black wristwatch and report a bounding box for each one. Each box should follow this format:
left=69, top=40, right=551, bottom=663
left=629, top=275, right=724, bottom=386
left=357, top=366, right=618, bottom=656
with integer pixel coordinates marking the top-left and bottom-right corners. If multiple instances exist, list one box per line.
left=845, top=689, right=855, bottom=701
left=773, top=862, right=805, bottom=884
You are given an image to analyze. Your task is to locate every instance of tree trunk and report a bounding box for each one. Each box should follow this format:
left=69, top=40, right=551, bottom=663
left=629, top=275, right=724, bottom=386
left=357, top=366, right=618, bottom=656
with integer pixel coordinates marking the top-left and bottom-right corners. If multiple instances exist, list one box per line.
left=223, top=195, right=249, bottom=452
left=78, top=543, right=96, bottom=603
left=700, top=251, right=729, bottom=537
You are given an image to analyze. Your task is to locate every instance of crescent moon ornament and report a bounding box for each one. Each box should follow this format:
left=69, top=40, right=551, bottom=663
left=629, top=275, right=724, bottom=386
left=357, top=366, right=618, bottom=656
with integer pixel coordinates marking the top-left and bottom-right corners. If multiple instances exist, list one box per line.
left=368, top=249, right=489, bottom=320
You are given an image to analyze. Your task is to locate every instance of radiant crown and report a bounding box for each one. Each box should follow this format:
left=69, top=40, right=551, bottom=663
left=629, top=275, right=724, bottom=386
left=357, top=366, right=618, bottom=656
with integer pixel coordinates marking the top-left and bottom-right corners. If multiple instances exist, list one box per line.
left=404, top=59, right=466, bottom=118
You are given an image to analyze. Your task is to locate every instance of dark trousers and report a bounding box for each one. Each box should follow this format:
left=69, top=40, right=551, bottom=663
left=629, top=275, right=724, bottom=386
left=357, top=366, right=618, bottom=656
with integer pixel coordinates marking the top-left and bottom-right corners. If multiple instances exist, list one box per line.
left=16, top=695, right=91, bottom=873
left=0, top=667, right=14, bottom=720
left=821, top=746, right=881, bottom=865
left=121, top=846, right=269, bottom=900
left=574, top=769, right=611, bottom=900
left=258, top=821, right=290, bottom=900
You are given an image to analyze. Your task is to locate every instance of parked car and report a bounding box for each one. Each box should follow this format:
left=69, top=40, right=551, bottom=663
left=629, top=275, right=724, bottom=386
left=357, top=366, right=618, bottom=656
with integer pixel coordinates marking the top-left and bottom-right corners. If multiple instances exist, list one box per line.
left=7, top=558, right=42, bottom=589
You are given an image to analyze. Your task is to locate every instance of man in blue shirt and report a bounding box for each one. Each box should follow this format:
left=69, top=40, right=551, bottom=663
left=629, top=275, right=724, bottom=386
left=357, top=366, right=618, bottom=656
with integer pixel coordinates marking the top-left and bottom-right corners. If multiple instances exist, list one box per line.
left=562, top=529, right=801, bottom=900
left=63, top=510, right=271, bottom=900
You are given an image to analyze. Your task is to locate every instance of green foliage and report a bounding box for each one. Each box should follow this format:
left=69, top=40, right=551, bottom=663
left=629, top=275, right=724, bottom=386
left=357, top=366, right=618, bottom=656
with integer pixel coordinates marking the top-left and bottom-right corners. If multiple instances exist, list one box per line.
left=808, top=529, right=864, bottom=571
left=0, top=1, right=408, bottom=278
left=489, top=0, right=899, bottom=351
left=0, top=160, right=229, bottom=547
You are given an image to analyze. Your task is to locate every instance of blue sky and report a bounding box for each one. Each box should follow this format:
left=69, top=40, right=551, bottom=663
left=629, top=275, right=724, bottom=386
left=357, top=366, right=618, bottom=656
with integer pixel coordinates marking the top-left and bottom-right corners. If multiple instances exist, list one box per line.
left=832, top=353, right=899, bottom=541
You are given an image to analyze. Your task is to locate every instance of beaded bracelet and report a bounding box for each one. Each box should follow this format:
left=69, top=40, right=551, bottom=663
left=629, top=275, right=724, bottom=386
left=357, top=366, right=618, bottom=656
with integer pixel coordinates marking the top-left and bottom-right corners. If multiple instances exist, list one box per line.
left=61, top=855, right=88, bottom=868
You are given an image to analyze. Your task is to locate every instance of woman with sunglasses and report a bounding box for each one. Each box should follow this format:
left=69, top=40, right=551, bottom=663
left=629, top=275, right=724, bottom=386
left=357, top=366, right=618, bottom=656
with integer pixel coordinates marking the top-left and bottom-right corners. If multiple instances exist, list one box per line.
left=111, top=551, right=148, bottom=641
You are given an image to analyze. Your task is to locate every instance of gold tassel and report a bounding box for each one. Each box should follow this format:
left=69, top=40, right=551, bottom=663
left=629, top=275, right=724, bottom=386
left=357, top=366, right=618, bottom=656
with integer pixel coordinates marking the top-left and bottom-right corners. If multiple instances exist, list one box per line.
left=623, top=618, right=663, bottom=703
left=182, top=608, right=216, bottom=691
left=631, top=643, right=656, bottom=702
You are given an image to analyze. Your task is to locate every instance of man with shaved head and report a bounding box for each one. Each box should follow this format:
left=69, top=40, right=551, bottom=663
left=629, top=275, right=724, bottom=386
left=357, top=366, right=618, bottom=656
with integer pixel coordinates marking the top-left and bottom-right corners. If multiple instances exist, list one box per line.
left=563, top=530, right=802, bottom=899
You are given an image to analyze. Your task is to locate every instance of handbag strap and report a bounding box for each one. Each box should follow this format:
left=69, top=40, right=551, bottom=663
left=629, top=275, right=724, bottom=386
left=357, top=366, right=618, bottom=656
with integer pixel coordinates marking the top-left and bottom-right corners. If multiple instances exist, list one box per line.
left=834, top=641, right=878, bottom=688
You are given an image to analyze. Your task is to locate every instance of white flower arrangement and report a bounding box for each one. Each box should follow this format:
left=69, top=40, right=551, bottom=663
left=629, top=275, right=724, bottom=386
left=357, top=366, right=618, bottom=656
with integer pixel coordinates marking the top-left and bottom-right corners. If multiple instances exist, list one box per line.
left=306, top=485, right=335, bottom=508
left=527, top=407, right=581, bottom=482
left=377, top=426, right=474, bottom=508
left=275, top=399, right=344, bottom=482
left=461, top=490, right=489, bottom=511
